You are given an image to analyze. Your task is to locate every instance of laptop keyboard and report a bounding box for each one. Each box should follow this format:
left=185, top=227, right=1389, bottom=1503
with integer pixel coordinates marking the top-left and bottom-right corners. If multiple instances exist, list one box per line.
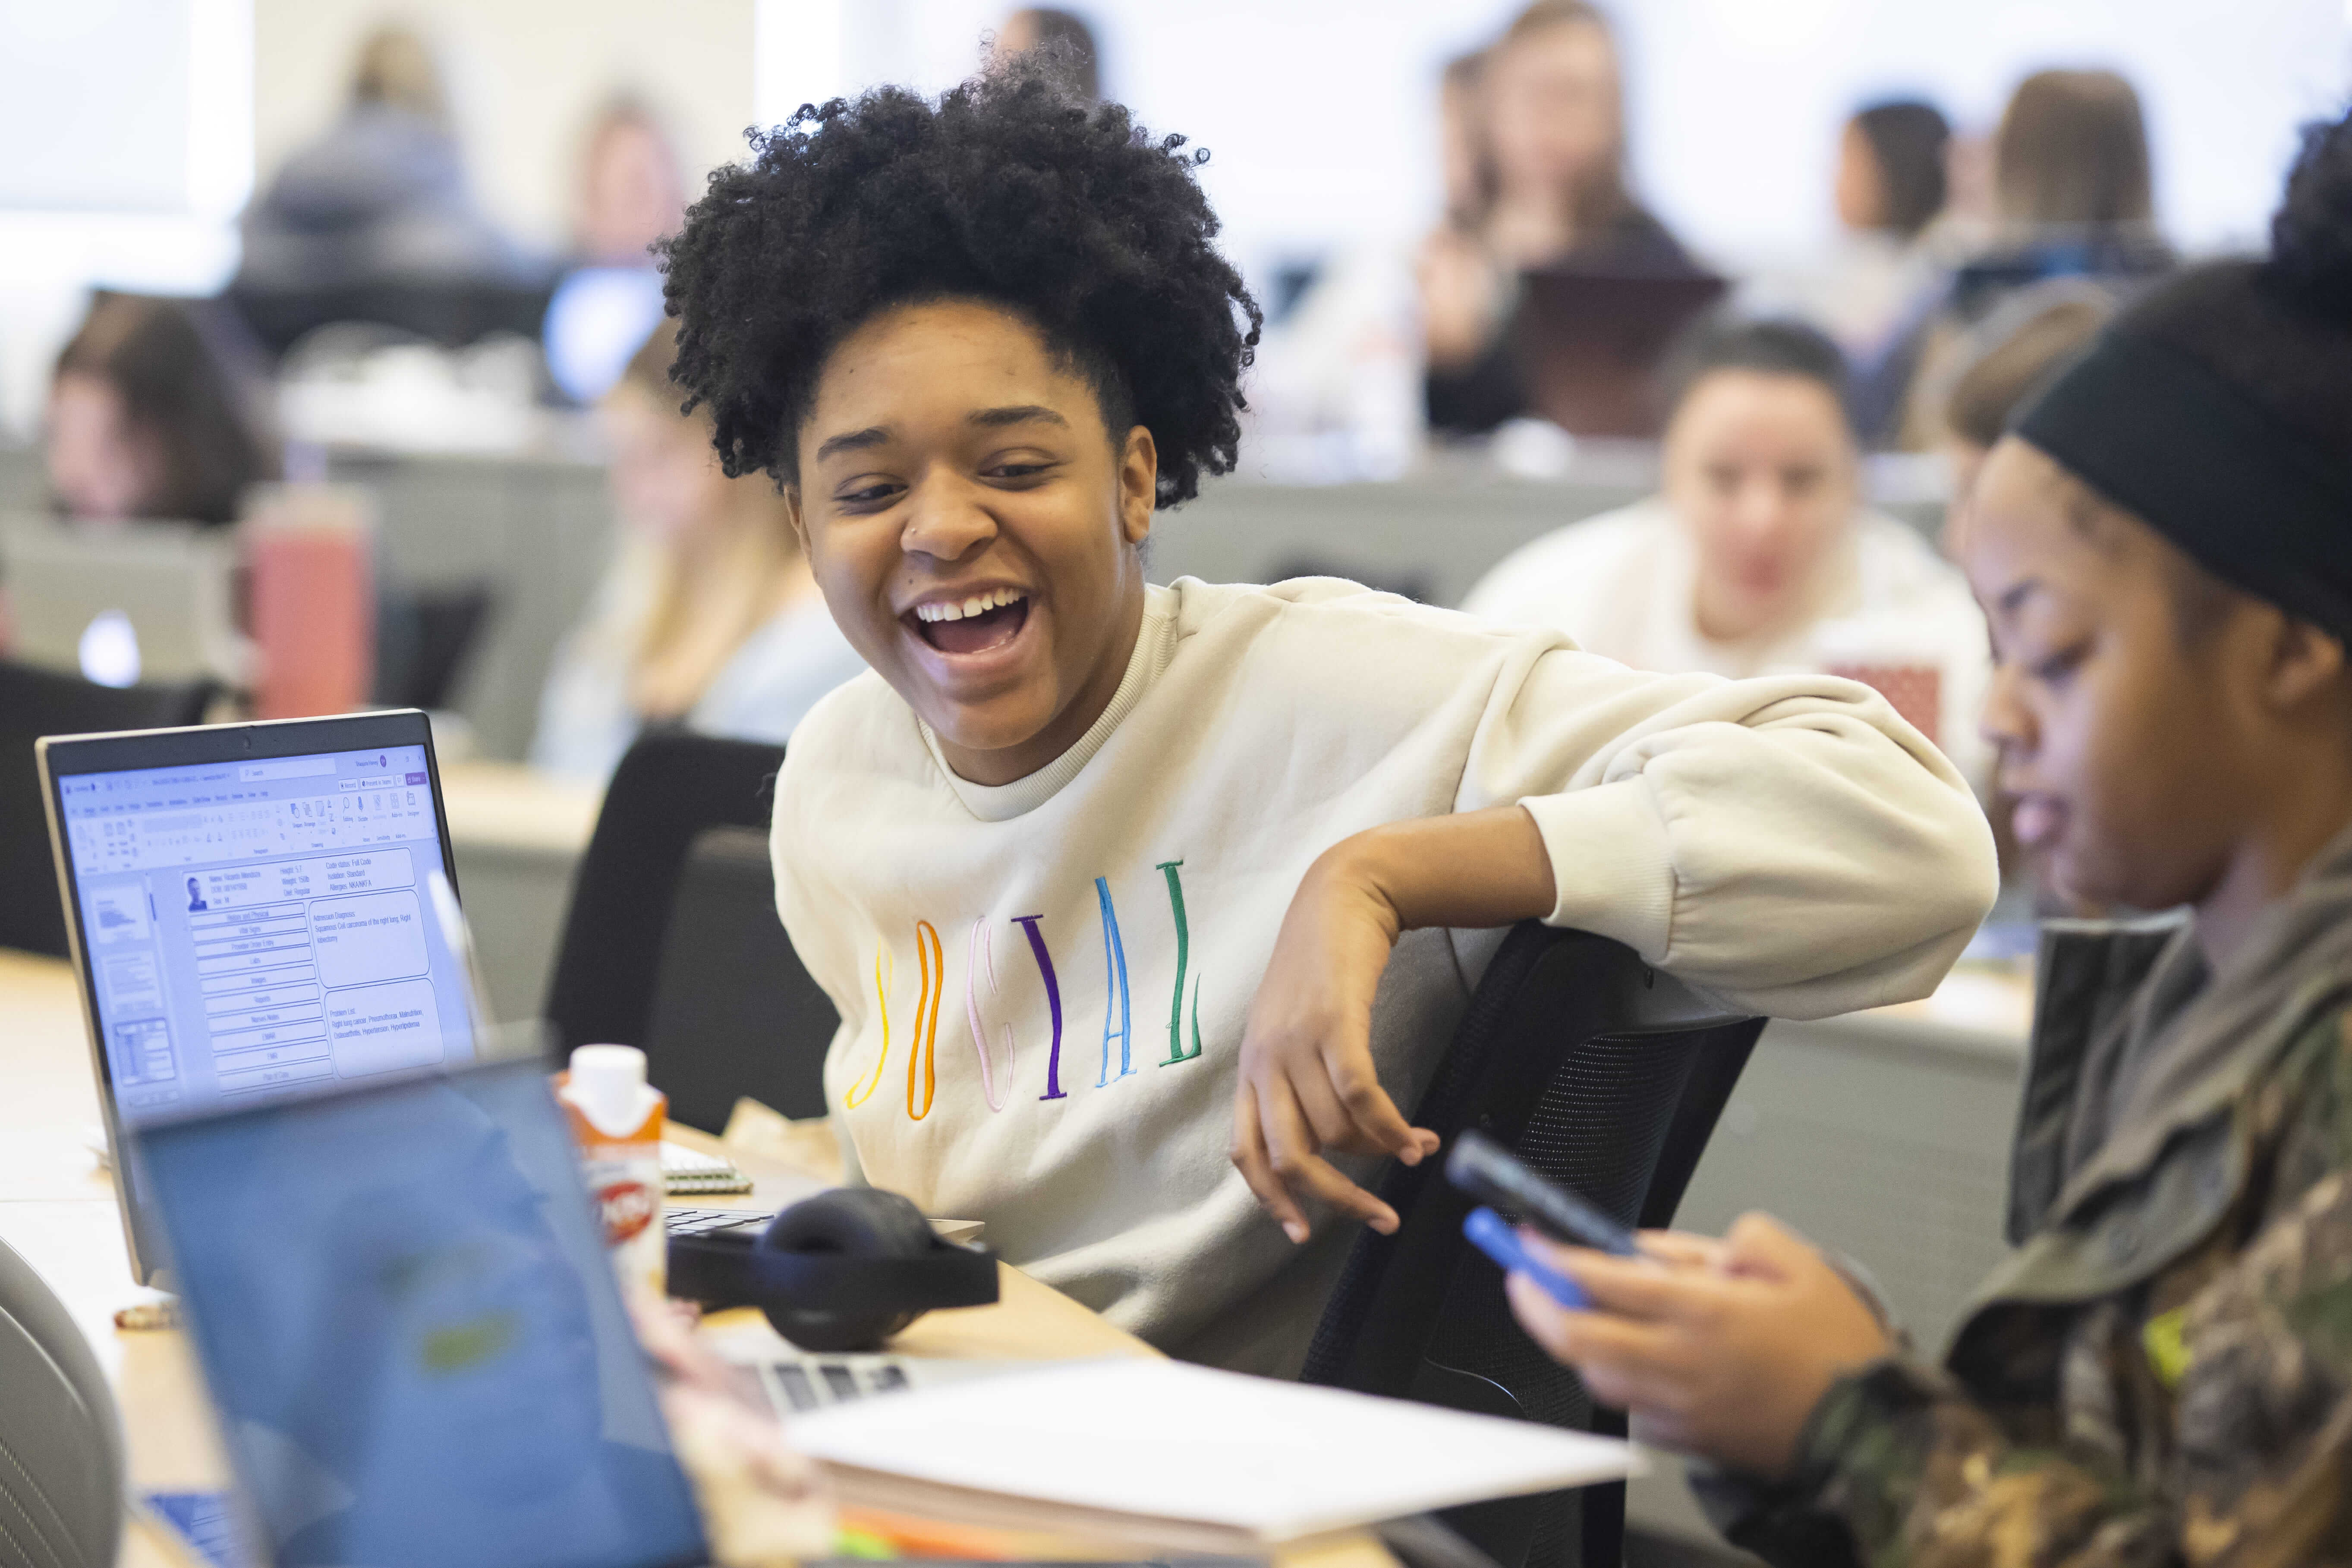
left=755, top=1355, right=913, bottom=1413
left=669, top=1209, right=928, bottom=1415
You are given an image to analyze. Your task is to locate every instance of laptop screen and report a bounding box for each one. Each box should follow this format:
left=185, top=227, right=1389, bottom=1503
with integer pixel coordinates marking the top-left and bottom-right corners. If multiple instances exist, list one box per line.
left=52, top=739, right=478, bottom=1124
left=134, top=1061, right=708, bottom=1568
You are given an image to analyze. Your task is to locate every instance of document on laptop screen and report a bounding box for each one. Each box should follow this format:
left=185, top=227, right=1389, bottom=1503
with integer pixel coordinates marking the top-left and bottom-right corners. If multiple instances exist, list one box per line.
left=136, top=1063, right=708, bottom=1568
left=54, top=743, right=478, bottom=1123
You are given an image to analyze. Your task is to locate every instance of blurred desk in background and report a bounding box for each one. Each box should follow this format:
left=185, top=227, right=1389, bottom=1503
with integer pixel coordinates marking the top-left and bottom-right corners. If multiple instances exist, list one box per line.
left=439, top=761, right=601, bottom=1025
left=2, top=435, right=1947, bottom=776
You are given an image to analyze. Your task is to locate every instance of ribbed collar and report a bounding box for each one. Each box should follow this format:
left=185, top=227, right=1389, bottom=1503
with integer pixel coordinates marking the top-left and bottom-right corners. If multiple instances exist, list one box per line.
left=918, top=584, right=1179, bottom=822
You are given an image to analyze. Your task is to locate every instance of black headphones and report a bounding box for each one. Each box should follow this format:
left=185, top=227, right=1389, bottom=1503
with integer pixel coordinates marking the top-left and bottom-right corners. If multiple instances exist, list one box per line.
left=667, top=1188, right=999, bottom=1352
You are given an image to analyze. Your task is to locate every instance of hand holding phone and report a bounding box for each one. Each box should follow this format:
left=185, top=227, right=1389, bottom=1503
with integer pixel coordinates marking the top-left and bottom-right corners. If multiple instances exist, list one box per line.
left=1463, top=1207, right=1587, bottom=1307
left=1446, top=1130, right=1641, bottom=1256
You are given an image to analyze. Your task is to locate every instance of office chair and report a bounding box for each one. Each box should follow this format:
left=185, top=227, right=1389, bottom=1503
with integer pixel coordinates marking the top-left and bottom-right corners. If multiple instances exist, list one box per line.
left=0, top=1234, right=125, bottom=1568
left=373, top=582, right=496, bottom=711
left=0, top=661, right=215, bottom=957
left=642, top=823, right=839, bottom=1128
left=542, top=733, right=839, bottom=1130
left=1302, top=924, right=1764, bottom=1568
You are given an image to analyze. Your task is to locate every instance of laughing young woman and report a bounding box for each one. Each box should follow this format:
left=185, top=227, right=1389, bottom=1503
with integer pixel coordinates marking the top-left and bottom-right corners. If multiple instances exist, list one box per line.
left=656, top=61, right=1996, bottom=1375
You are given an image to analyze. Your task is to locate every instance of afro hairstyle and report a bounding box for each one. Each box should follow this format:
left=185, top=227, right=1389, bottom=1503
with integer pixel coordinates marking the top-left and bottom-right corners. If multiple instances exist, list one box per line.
left=657, top=61, right=1262, bottom=508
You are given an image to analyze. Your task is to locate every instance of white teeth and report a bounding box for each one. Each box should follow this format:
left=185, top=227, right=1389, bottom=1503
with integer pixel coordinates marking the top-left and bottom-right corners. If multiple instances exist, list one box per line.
left=913, top=589, right=1026, bottom=623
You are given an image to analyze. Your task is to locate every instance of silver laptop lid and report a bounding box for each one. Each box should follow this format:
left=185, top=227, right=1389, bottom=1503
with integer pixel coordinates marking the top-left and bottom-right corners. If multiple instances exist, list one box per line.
left=37, top=710, right=478, bottom=1283
left=0, top=514, right=242, bottom=685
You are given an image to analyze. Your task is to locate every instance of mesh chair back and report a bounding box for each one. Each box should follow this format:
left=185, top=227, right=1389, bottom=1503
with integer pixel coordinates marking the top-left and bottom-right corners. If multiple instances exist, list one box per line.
left=0, top=661, right=214, bottom=956
left=544, top=733, right=840, bottom=1132
left=642, top=825, right=838, bottom=1128
left=1302, top=924, right=1763, bottom=1568
left=0, top=1235, right=124, bottom=1568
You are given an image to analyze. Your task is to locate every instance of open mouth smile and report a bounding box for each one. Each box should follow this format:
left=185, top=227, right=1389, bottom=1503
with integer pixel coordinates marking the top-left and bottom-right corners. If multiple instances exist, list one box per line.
left=905, top=588, right=1031, bottom=656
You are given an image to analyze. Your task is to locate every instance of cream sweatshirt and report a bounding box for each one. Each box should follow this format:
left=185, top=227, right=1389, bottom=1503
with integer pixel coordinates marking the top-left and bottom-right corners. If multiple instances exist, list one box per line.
left=769, top=578, right=1996, bottom=1375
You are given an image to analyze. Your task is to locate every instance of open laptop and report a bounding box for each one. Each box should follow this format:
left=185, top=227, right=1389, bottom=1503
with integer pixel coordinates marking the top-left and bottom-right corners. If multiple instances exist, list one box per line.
left=0, top=513, right=243, bottom=685
left=38, top=709, right=481, bottom=1284
left=128, top=1056, right=711, bottom=1568
left=1514, top=268, right=1730, bottom=438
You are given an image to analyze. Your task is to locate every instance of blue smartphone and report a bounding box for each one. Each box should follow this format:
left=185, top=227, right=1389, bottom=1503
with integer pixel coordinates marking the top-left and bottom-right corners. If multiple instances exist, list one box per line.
left=1446, top=1130, right=1642, bottom=1256
left=1464, top=1206, right=1587, bottom=1307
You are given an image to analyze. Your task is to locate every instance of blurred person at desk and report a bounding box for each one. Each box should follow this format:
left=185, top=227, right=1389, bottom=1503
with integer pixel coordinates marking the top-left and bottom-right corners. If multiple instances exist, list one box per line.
left=531, top=320, right=863, bottom=785
left=41, top=292, right=278, bottom=527
left=1857, top=69, right=2172, bottom=447
left=544, top=98, right=690, bottom=405
left=1814, top=101, right=1955, bottom=362
left=232, top=24, right=544, bottom=353
left=576, top=98, right=686, bottom=268
left=1463, top=318, right=1990, bottom=783
left=1420, top=0, right=1693, bottom=436
left=992, top=8, right=1102, bottom=102
left=1936, top=282, right=2112, bottom=555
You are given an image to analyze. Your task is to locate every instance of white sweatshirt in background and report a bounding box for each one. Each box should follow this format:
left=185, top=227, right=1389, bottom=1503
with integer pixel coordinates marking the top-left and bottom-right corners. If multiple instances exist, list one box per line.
left=1461, top=499, right=1994, bottom=787
left=769, top=578, right=1996, bottom=1375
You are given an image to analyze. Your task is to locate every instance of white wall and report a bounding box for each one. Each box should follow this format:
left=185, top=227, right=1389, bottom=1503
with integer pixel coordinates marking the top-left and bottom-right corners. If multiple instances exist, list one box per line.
left=0, top=0, right=252, bottom=438
left=252, top=0, right=759, bottom=255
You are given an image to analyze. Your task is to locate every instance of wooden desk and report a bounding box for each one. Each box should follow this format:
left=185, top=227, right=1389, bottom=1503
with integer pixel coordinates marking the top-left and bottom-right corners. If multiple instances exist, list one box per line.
left=0, top=951, right=1165, bottom=1567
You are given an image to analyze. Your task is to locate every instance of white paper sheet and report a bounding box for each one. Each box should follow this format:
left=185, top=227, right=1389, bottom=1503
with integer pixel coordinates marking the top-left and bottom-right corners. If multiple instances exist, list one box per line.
left=787, top=1357, right=1642, bottom=1542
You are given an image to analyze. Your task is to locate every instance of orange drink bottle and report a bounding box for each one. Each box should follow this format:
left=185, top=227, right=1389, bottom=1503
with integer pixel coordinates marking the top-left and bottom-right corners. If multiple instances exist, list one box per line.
left=558, top=1044, right=668, bottom=1300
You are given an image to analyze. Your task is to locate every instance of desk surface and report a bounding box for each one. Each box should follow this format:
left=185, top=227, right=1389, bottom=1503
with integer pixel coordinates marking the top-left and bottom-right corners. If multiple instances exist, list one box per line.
left=0, top=950, right=1157, bottom=1567
left=438, top=759, right=604, bottom=857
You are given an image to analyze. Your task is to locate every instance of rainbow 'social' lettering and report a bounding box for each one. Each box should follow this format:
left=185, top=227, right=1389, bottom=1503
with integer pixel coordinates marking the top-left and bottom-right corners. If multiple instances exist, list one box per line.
left=962, top=919, right=1014, bottom=1112
left=904, top=919, right=943, bottom=1120
left=1094, top=876, right=1135, bottom=1087
left=1014, top=913, right=1067, bottom=1101
left=850, top=921, right=944, bottom=1118
left=859, top=864, right=1203, bottom=1117
left=1157, top=860, right=1204, bottom=1064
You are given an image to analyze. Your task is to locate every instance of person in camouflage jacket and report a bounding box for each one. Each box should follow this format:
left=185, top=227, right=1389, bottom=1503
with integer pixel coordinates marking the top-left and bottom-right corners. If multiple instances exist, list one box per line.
left=1500, top=109, right=2352, bottom=1568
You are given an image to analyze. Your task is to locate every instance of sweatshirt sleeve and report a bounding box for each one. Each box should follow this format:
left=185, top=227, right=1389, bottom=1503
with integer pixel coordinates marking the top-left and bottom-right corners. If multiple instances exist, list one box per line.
left=1454, top=639, right=1997, bottom=1018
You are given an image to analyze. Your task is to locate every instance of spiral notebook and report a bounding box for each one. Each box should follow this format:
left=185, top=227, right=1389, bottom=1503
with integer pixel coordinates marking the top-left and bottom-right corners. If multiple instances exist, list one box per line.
left=661, top=1140, right=753, bottom=1195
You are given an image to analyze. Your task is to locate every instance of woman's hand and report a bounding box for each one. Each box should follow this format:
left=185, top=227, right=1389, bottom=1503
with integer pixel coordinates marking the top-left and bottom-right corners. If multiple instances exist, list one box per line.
left=1417, top=228, right=1505, bottom=371
left=1505, top=1215, right=1893, bottom=1478
left=633, top=1298, right=836, bottom=1568
left=1232, top=807, right=1555, bottom=1242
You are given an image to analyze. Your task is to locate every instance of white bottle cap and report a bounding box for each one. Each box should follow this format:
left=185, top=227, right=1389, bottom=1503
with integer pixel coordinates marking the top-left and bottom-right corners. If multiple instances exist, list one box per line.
left=567, top=1043, right=656, bottom=1138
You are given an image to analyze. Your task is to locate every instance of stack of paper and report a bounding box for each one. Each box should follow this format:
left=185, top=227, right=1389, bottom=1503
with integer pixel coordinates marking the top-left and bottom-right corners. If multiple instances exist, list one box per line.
left=788, top=1358, right=1640, bottom=1553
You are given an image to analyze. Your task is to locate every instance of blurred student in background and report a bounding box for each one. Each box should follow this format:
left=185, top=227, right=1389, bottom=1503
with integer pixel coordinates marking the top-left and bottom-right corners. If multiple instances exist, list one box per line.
left=233, top=24, right=540, bottom=337
left=531, top=321, right=863, bottom=784
left=44, top=293, right=278, bottom=528
left=574, top=98, right=686, bottom=267
left=1935, top=282, right=2112, bottom=555
left=1815, top=100, right=1952, bottom=359
left=1859, top=69, right=2170, bottom=444
left=1248, top=50, right=1487, bottom=472
left=994, top=9, right=1101, bottom=102
left=1421, top=0, right=1691, bottom=435
left=543, top=98, right=688, bottom=405
left=1464, top=318, right=1988, bottom=781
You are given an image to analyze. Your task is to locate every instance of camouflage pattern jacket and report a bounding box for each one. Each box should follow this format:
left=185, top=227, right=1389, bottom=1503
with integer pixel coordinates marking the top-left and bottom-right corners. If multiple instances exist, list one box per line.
left=1720, top=888, right=2352, bottom=1567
